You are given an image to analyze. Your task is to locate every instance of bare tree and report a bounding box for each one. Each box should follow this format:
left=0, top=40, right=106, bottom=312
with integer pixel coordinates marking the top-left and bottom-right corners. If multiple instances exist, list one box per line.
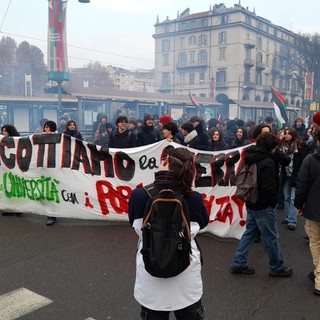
left=291, top=33, right=320, bottom=101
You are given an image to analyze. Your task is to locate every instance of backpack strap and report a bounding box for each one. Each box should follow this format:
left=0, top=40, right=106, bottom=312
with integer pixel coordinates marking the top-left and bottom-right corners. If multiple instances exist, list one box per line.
left=143, top=183, right=159, bottom=198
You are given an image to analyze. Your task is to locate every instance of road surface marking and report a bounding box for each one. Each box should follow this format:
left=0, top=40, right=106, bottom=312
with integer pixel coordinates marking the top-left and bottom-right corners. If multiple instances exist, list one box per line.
left=0, top=287, right=53, bottom=320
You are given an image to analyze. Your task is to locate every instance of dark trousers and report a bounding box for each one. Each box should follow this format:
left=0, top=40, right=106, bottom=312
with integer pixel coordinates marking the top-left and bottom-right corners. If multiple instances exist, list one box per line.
left=140, top=299, right=204, bottom=320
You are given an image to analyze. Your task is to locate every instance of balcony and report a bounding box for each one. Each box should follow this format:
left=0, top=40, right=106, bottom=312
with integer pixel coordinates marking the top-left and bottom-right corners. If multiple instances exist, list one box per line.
left=244, top=59, right=254, bottom=68
left=158, top=86, right=172, bottom=93
left=244, top=40, right=255, bottom=49
left=256, top=62, right=266, bottom=71
left=215, top=82, right=228, bottom=89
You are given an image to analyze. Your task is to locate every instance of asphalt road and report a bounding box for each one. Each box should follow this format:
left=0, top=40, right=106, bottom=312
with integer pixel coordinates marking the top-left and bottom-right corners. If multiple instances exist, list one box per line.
left=0, top=211, right=319, bottom=320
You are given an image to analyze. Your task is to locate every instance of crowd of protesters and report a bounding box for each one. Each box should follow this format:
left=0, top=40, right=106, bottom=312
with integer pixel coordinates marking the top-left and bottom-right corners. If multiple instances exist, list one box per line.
left=2, top=110, right=320, bottom=299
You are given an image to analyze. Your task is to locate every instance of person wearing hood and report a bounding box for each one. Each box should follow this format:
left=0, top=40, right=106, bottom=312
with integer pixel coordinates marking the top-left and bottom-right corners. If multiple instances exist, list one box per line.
left=137, top=113, right=162, bottom=146
left=293, top=117, right=306, bottom=139
left=230, top=127, right=251, bottom=148
left=294, top=130, right=320, bottom=296
left=189, top=116, right=209, bottom=151
left=231, top=132, right=293, bottom=277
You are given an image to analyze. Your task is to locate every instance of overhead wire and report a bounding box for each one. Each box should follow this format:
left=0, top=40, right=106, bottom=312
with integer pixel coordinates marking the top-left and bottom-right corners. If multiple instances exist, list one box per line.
left=0, top=0, right=12, bottom=32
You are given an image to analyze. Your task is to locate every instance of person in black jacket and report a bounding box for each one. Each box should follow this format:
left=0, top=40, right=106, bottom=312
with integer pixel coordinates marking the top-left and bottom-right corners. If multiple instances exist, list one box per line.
left=294, top=131, right=320, bottom=296
left=180, top=121, right=200, bottom=149
left=230, top=127, right=251, bottom=148
left=189, top=116, right=209, bottom=150
left=231, top=133, right=293, bottom=277
left=109, top=116, right=137, bottom=148
left=137, top=113, right=162, bottom=146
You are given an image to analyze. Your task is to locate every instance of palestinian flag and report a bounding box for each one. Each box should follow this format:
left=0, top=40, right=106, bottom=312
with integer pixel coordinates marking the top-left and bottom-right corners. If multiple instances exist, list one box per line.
left=271, top=86, right=288, bottom=125
left=189, top=91, right=205, bottom=112
left=189, top=91, right=200, bottom=107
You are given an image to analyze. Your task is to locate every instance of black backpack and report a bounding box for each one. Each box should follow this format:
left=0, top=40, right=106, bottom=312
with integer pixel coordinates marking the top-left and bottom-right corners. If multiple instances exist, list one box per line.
left=235, top=163, right=259, bottom=204
left=140, top=184, right=192, bottom=278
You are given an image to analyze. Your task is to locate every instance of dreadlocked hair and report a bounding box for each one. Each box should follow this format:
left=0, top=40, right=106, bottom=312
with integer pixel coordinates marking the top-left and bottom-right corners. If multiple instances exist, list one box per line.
left=168, top=148, right=194, bottom=195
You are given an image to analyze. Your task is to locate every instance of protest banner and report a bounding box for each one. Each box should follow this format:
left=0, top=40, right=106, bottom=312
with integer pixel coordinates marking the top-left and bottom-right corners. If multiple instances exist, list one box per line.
left=0, top=134, right=250, bottom=239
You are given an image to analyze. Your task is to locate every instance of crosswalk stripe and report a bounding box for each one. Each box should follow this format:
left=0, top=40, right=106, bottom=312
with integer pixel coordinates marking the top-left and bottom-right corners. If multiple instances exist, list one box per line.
left=84, top=318, right=96, bottom=320
left=0, top=287, right=53, bottom=320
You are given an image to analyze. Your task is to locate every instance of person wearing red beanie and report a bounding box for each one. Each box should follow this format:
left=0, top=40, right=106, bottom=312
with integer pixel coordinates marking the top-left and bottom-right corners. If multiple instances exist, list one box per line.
left=159, top=115, right=173, bottom=130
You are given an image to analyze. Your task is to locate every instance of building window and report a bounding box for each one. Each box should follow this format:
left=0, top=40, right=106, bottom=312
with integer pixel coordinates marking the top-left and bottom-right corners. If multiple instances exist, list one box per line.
left=256, top=73, right=262, bottom=85
left=218, top=31, right=227, bottom=44
left=266, top=54, right=270, bottom=66
left=258, top=21, right=264, bottom=30
left=199, top=72, right=205, bottom=84
left=163, top=54, right=169, bottom=66
left=200, top=19, right=208, bottom=27
left=162, top=39, right=170, bottom=52
left=179, top=72, right=185, bottom=84
left=161, top=73, right=170, bottom=87
left=199, top=34, right=207, bottom=47
left=219, top=47, right=226, bottom=60
left=257, top=52, right=263, bottom=63
left=258, top=37, right=262, bottom=50
left=245, top=15, right=252, bottom=25
left=221, top=14, right=229, bottom=24
left=189, top=73, right=195, bottom=85
left=199, top=50, right=208, bottom=64
left=190, top=20, right=197, bottom=29
left=216, top=70, right=226, bottom=84
left=189, top=51, right=196, bottom=63
left=188, top=35, right=196, bottom=46
left=179, top=23, right=187, bottom=31
left=180, top=37, right=186, bottom=50
left=178, top=52, right=187, bottom=66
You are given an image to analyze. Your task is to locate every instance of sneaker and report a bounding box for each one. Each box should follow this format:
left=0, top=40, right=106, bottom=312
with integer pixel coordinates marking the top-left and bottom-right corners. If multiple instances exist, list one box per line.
left=231, top=265, right=255, bottom=275
left=281, top=220, right=288, bottom=224
left=314, top=289, right=320, bottom=296
left=269, top=267, right=293, bottom=277
left=1, top=212, right=15, bottom=216
left=288, top=225, right=296, bottom=231
left=308, top=272, right=316, bottom=282
left=46, top=219, right=56, bottom=226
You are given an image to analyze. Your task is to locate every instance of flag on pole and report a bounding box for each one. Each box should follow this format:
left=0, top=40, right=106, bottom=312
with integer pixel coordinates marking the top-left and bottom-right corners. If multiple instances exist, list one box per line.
left=271, top=86, right=288, bottom=125
left=189, top=91, right=205, bottom=112
left=189, top=91, right=200, bottom=107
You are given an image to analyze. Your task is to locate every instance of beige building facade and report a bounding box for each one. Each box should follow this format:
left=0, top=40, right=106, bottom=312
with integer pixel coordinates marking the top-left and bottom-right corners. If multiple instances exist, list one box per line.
left=153, top=3, right=303, bottom=111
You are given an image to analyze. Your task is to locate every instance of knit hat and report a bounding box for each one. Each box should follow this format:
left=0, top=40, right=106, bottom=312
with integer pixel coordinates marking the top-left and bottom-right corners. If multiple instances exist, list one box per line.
left=159, top=115, right=173, bottom=125
left=143, top=113, right=153, bottom=122
left=313, top=112, right=320, bottom=125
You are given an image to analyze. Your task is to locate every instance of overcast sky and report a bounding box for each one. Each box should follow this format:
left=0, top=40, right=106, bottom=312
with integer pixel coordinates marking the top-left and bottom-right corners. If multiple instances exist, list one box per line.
left=0, top=0, right=319, bottom=70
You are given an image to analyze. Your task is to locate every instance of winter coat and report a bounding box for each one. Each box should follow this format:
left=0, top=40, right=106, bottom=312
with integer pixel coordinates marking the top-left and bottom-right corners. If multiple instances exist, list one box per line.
left=182, top=130, right=200, bottom=149
left=231, top=138, right=251, bottom=148
left=194, top=121, right=209, bottom=150
left=128, top=171, right=209, bottom=311
left=109, top=128, right=137, bottom=148
left=244, top=146, right=280, bottom=210
left=64, top=130, right=83, bottom=140
left=294, top=148, right=320, bottom=221
left=279, top=142, right=307, bottom=187
left=137, top=125, right=162, bottom=146
left=207, top=140, right=229, bottom=151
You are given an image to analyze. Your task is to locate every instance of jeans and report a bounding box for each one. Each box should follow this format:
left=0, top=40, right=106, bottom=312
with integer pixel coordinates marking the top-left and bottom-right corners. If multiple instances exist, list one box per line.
left=283, top=177, right=297, bottom=226
left=231, top=206, right=284, bottom=272
left=140, top=300, right=204, bottom=320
